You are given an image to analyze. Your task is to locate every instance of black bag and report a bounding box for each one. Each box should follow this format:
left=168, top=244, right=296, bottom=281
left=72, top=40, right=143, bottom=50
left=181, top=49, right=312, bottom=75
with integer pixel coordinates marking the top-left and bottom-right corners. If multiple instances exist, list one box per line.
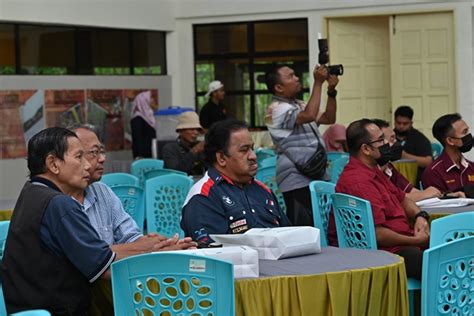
left=285, top=124, right=328, bottom=179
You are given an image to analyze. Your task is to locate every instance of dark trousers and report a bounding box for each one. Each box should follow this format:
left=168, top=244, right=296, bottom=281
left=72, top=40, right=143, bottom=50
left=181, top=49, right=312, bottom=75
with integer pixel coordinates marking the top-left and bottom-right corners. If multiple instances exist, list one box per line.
left=282, top=186, right=313, bottom=227
left=396, top=246, right=424, bottom=280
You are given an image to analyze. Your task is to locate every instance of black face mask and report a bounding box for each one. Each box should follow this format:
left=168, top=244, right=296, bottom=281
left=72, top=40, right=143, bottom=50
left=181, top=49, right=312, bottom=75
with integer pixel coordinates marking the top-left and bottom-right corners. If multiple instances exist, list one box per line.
left=375, top=143, right=391, bottom=166
left=458, top=133, right=473, bottom=153
left=390, top=141, right=403, bottom=161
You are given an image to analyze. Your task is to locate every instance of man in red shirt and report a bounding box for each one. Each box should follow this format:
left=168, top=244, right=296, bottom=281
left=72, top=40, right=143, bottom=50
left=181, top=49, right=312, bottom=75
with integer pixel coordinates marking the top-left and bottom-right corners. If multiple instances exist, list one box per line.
left=328, top=119, right=429, bottom=280
left=421, top=113, right=474, bottom=194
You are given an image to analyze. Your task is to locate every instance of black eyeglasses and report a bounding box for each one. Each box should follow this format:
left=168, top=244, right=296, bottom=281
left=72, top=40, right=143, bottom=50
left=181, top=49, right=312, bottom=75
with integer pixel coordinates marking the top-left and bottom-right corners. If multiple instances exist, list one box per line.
left=85, top=148, right=106, bottom=159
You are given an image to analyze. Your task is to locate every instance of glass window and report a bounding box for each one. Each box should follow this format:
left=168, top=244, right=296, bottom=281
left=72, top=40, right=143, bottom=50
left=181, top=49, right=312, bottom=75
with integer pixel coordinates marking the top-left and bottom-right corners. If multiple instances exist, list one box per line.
left=132, top=31, right=166, bottom=75
left=195, top=23, right=248, bottom=55
left=0, top=24, right=15, bottom=74
left=19, top=25, right=75, bottom=75
left=254, top=20, right=308, bottom=52
left=77, top=28, right=130, bottom=75
left=194, top=19, right=309, bottom=128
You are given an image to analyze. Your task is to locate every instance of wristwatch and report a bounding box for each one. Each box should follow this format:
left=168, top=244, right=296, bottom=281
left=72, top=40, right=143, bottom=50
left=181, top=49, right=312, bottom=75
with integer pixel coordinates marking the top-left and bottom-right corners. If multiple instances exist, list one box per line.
left=327, top=89, right=337, bottom=98
left=414, top=210, right=429, bottom=221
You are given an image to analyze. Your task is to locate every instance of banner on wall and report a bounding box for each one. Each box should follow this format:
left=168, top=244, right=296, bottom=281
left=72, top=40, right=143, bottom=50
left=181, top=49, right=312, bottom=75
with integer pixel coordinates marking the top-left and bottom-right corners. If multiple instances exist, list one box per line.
left=19, top=90, right=46, bottom=143
left=44, top=90, right=86, bottom=128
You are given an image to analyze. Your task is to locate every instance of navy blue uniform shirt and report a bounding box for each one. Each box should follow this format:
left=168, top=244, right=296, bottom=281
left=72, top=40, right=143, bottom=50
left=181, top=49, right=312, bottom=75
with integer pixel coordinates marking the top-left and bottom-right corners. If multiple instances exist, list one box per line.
left=180, top=167, right=291, bottom=243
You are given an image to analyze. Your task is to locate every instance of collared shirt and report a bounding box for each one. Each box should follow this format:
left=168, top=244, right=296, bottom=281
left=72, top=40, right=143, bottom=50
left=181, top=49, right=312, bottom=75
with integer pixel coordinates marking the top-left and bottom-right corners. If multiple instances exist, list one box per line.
left=421, top=151, right=474, bottom=192
left=265, top=95, right=328, bottom=193
left=327, top=157, right=413, bottom=253
left=384, top=162, right=414, bottom=193
left=180, top=167, right=291, bottom=243
left=36, top=177, right=115, bottom=283
left=83, top=182, right=143, bottom=245
left=397, top=127, right=432, bottom=183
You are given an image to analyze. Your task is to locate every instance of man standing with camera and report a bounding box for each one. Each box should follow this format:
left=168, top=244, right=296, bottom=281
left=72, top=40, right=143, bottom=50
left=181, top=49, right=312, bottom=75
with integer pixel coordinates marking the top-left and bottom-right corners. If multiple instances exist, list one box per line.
left=264, top=65, right=339, bottom=226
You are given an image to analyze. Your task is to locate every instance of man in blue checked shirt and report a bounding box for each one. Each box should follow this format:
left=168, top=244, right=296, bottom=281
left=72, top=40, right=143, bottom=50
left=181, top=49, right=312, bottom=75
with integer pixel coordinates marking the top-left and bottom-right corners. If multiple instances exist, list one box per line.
left=71, top=124, right=196, bottom=255
left=180, top=119, right=291, bottom=245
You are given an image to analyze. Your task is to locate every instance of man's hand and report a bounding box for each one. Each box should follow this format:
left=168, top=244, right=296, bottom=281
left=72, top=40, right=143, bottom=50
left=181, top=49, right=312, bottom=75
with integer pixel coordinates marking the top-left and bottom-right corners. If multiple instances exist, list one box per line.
left=413, top=217, right=430, bottom=247
left=191, top=141, right=205, bottom=154
left=313, top=65, right=328, bottom=85
left=423, top=186, right=442, bottom=199
left=327, top=74, right=339, bottom=90
left=445, top=191, right=466, bottom=198
left=153, top=234, right=197, bottom=251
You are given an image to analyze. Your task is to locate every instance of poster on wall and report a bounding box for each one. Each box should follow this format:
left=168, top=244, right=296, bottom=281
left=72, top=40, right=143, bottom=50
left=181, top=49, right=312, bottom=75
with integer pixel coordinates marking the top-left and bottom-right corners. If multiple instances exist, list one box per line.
left=44, top=90, right=85, bottom=128
left=86, top=90, right=125, bottom=151
left=0, top=90, right=39, bottom=159
left=19, top=90, right=46, bottom=143
left=123, top=89, right=159, bottom=149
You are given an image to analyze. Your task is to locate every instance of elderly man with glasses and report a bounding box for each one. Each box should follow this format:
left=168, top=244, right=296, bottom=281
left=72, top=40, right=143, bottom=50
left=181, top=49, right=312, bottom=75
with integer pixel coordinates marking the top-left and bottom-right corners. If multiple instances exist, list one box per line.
left=327, top=119, right=430, bottom=280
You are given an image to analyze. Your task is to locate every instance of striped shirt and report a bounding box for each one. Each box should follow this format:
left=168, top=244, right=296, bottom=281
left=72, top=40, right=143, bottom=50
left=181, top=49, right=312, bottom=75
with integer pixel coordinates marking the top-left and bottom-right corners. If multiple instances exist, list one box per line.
left=83, top=182, right=142, bottom=245
left=265, top=96, right=328, bottom=192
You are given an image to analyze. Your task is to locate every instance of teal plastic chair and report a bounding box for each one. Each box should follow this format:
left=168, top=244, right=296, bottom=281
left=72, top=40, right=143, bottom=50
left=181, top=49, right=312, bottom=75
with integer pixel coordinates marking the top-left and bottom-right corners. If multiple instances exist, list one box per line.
left=332, top=193, right=421, bottom=316
left=256, top=148, right=275, bottom=165
left=255, top=165, right=287, bottom=214
left=431, top=142, right=443, bottom=159
left=0, top=284, right=51, bottom=316
left=309, top=181, right=335, bottom=247
left=421, top=236, right=474, bottom=316
left=143, top=168, right=188, bottom=182
left=109, top=185, right=145, bottom=232
left=329, top=156, right=349, bottom=184
left=145, top=174, right=193, bottom=238
left=0, top=221, right=9, bottom=260
left=326, top=152, right=349, bottom=177
left=111, top=252, right=234, bottom=316
left=131, top=159, right=164, bottom=187
left=258, top=156, right=277, bottom=169
left=101, top=173, right=139, bottom=187
left=429, top=212, right=474, bottom=248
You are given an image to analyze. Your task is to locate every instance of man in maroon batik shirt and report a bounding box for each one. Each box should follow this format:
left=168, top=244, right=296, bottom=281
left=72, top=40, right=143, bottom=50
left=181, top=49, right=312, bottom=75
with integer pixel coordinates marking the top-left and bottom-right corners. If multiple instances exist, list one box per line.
left=327, top=119, right=429, bottom=280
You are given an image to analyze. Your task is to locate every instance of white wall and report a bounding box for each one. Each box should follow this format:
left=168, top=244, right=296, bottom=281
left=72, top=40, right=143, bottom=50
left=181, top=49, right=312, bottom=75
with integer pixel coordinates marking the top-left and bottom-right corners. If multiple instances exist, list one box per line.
left=0, top=76, right=172, bottom=201
left=0, top=0, right=175, bottom=31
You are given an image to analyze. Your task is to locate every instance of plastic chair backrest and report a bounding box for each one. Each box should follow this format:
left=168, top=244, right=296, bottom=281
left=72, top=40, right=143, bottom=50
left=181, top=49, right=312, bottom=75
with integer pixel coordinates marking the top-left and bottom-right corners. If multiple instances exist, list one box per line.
left=429, top=212, right=474, bottom=248
left=258, top=156, right=277, bottom=169
left=331, top=193, right=377, bottom=249
left=309, top=181, right=335, bottom=247
left=143, top=168, right=188, bottom=182
left=0, top=221, right=9, bottom=260
left=431, top=142, right=443, bottom=159
left=111, top=252, right=234, bottom=316
left=326, top=152, right=349, bottom=162
left=145, top=174, right=193, bottom=238
left=330, top=156, right=349, bottom=184
left=256, top=148, right=275, bottom=164
left=101, top=173, right=139, bottom=187
left=131, top=159, right=164, bottom=187
left=109, top=185, right=145, bottom=232
left=255, top=165, right=287, bottom=214
left=421, top=236, right=474, bottom=316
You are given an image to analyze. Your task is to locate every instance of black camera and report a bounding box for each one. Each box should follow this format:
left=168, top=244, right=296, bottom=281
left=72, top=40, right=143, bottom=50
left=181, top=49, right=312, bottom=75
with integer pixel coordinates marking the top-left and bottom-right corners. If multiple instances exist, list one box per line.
left=318, top=38, right=344, bottom=76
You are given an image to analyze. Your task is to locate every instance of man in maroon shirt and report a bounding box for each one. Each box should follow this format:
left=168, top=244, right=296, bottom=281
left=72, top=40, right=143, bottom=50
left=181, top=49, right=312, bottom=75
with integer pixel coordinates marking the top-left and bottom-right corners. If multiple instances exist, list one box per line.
left=328, top=119, right=429, bottom=280
left=422, top=113, right=473, bottom=194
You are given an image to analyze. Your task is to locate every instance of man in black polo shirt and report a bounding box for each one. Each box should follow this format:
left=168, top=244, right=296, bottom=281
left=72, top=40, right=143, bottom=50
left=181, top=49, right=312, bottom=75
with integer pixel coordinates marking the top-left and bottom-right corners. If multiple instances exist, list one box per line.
left=199, top=80, right=227, bottom=129
left=394, top=105, right=433, bottom=185
left=180, top=119, right=291, bottom=244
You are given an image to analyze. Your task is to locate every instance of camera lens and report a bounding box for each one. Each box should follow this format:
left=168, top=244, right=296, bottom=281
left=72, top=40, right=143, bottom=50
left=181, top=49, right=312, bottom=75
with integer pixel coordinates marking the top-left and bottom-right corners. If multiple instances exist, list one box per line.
left=328, top=64, right=344, bottom=76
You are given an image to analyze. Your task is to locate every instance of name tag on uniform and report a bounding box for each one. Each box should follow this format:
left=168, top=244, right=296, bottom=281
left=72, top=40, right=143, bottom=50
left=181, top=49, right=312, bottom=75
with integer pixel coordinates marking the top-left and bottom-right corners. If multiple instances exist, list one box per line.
left=445, top=179, right=455, bottom=184
left=229, top=218, right=248, bottom=234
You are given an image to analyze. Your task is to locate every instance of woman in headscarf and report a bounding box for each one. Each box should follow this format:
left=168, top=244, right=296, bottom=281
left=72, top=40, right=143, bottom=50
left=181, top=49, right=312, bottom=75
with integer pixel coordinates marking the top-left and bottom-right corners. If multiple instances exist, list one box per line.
left=130, top=91, right=157, bottom=159
left=322, top=123, right=347, bottom=152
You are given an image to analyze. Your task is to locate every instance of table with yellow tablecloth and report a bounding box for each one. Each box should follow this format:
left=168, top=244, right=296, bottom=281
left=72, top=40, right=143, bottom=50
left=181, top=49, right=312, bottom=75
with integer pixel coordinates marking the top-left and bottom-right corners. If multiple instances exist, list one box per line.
left=92, top=247, right=409, bottom=316
left=392, top=159, right=418, bottom=186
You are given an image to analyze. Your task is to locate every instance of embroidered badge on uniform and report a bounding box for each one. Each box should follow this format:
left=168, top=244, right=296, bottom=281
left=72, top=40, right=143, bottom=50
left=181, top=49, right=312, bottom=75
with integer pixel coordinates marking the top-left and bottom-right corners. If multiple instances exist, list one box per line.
left=222, top=195, right=235, bottom=206
left=468, top=174, right=474, bottom=182
left=266, top=199, right=274, bottom=206
left=445, top=179, right=455, bottom=184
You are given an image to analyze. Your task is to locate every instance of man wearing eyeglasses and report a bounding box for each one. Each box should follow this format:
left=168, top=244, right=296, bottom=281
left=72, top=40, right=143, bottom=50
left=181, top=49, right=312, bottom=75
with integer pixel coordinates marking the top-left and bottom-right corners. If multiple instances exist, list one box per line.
left=327, top=119, right=429, bottom=280
left=70, top=124, right=196, bottom=255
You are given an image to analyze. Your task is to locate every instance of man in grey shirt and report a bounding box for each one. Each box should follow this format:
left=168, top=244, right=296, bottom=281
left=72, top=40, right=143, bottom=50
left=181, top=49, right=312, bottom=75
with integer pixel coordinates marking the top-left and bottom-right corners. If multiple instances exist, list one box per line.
left=265, top=64, right=339, bottom=226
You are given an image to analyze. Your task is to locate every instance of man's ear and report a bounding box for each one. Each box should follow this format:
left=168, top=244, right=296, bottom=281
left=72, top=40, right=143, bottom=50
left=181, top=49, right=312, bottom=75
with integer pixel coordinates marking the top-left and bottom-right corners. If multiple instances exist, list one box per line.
left=445, top=137, right=456, bottom=147
left=45, top=154, right=60, bottom=175
left=274, top=83, right=283, bottom=94
left=216, top=152, right=227, bottom=167
left=360, top=143, right=371, bottom=156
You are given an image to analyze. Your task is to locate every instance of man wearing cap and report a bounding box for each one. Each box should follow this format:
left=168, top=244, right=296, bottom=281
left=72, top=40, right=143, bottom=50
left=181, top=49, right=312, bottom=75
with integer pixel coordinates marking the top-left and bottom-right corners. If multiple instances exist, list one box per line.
left=162, top=111, right=206, bottom=175
left=199, top=80, right=227, bottom=129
